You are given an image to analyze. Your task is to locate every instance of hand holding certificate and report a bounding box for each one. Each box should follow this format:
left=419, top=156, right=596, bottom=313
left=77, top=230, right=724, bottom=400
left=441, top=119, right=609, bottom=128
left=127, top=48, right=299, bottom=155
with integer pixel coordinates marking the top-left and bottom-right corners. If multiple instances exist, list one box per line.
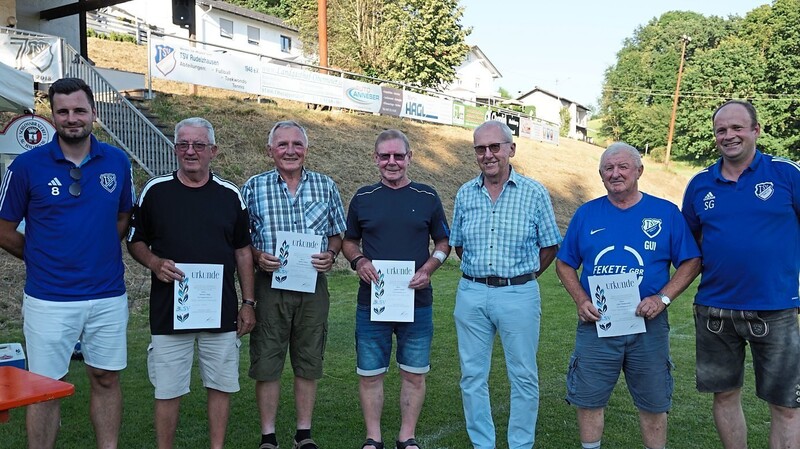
left=370, top=260, right=415, bottom=322
left=588, top=272, right=646, bottom=338
left=271, top=231, right=323, bottom=293
left=173, top=263, right=224, bottom=330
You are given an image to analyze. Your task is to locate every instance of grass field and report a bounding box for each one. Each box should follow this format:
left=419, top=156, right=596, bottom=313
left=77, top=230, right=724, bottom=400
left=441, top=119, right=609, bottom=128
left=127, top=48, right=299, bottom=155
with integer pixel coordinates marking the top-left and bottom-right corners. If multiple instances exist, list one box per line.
left=1, top=262, right=769, bottom=449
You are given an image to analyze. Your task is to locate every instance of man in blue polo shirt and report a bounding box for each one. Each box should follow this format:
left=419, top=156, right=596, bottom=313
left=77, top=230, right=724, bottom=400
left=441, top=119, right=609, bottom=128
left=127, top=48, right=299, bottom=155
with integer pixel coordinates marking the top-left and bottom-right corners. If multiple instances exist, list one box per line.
left=682, top=100, right=800, bottom=449
left=557, top=142, right=701, bottom=449
left=0, top=77, right=134, bottom=449
left=342, top=129, right=450, bottom=449
left=450, top=120, right=562, bottom=449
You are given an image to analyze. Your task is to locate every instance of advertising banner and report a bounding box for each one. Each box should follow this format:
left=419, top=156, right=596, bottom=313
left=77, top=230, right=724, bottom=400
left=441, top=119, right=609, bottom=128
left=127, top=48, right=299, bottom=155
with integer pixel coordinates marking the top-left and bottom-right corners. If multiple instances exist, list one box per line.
left=380, top=87, right=403, bottom=117
left=151, top=36, right=261, bottom=93
left=452, top=102, right=465, bottom=127
left=400, top=91, right=452, bottom=125
left=464, top=104, right=487, bottom=128
left=259, top=63, right=343, bottom=107
left=0, top=34, right=62, bottom=83
left=341, top=79, right=382, bottom=113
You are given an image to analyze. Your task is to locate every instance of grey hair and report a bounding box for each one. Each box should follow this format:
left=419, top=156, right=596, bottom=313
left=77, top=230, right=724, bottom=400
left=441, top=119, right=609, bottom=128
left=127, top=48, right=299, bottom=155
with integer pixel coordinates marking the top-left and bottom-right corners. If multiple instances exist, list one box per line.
left=267, top=120, right=309, bottom=147
left=600, top=142, right=642, bottom=169
left=375, top=129, right=410, bottom=153
left=175, top=117, right=215, bottom=144
left=474, top=120, right=513, bottom=143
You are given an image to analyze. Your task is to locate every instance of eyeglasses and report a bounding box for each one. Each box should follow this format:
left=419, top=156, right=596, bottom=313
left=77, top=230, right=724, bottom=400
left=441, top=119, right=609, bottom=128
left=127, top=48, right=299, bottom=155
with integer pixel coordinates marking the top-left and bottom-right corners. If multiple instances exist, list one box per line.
left=376, top=153, right=408, bottom=162
left=473, top=142, right=511, bottom=154
left=175, top=142, right=211, bottom=152
left=69, top=167, right=81, bottom=197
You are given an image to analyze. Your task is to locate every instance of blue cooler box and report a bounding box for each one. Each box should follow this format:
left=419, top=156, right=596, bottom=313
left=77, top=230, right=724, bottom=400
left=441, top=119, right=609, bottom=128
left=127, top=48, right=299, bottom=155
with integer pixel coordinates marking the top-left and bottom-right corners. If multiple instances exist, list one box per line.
left=0, top=343, right=26, bottom=369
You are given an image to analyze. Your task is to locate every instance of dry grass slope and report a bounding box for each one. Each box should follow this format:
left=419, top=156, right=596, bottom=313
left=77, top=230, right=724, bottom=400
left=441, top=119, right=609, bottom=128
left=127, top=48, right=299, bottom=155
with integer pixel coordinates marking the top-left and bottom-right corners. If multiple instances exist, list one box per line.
left=0, top=39, right=698, bottom=329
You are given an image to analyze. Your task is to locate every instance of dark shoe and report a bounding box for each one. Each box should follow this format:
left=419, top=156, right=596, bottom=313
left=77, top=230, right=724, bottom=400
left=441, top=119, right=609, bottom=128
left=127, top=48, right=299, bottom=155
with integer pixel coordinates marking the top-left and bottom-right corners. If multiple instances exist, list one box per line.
left=293, top=438, right=319, bottom=449
left=396, top=438, right=420, bottom=449
left=362, top=438, right=384, bottom=449
left=258, top=444, right=279, bottom=449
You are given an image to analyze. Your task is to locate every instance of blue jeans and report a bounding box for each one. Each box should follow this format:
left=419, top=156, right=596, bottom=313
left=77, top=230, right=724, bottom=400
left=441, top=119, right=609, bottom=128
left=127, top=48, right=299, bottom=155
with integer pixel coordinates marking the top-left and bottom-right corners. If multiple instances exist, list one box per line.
left=355, top=305, right=433, bottom=376
left=453, top=277, right=542, bottom=449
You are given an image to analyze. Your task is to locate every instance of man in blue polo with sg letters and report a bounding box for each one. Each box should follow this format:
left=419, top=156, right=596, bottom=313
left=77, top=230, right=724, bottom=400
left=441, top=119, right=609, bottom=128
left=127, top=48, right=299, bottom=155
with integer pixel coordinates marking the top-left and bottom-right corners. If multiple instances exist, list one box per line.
left=556, top=142, right=700, bottom=449
left=682, top=100, right=800, bottom=449
left=0, top=77, right=134, bottom=449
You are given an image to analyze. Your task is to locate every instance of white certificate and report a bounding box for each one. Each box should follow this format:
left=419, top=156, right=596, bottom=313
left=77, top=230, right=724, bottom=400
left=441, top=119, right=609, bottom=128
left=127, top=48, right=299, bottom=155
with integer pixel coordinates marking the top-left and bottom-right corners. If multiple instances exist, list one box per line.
left=173, top=263, right=223, bottom=330
left=271, top=231, right=323, bottom=293
left=588, top=272, right=646, bottom=338
left=370, top=260, right=415, bottom=322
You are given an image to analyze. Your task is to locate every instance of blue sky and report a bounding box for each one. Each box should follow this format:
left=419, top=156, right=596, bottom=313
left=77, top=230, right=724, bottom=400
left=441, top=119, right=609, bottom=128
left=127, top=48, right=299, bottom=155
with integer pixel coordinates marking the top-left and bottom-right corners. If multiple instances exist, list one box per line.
left=458, top=0, right=769, bottom=108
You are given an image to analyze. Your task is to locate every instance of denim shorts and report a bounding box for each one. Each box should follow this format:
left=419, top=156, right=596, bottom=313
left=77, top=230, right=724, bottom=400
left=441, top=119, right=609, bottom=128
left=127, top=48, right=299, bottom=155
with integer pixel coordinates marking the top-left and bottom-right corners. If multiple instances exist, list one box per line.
left=566, top=314, right=674, bottom=413
left=355, top=305, right=433, bottom=376
left=694, top=305, right=800, bottom=408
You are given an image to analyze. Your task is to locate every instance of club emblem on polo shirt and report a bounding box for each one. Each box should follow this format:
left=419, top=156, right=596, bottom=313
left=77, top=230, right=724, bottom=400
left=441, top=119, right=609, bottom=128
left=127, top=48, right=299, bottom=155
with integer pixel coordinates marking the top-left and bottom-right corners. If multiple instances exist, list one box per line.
left=99, top=173, right=117, bottom=193
left=754, top=182, right=774, bottom=201
left=641, top=218, right=662, bottom=239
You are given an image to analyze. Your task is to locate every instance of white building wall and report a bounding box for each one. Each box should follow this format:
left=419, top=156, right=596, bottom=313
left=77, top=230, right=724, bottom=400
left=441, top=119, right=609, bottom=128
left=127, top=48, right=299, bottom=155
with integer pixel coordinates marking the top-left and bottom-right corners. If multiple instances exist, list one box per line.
left=16, top=0, right=79, bottom=50
left=120, top=0, right=302, bottom=61
left=442, top=50, right=497, bottom=102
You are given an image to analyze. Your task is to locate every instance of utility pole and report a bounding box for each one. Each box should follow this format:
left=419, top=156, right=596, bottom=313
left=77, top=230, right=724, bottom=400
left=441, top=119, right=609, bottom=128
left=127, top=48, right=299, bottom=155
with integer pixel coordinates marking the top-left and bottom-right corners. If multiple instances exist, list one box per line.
left=317, top=0, right=328, bottom=73
left=665, top=34, right=691, bottom=166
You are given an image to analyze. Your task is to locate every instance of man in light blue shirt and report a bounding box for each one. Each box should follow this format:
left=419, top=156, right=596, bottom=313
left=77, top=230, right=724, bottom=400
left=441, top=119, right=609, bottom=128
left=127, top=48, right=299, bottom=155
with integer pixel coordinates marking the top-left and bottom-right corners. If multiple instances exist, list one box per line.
left=450, top=120, right=562, bottom=449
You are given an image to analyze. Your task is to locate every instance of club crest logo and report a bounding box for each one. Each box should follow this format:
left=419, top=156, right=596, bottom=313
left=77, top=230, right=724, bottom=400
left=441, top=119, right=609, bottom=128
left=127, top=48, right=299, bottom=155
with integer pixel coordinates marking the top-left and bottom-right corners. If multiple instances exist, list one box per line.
left=22, top=39, right=55, bottom=72
left=754, top=182, right=774, bottom=201
left=641, top=218, right=662, bottom=239
left=154, top=45, right=177, bottom=76
left=16, top=118, right=51, bottom=150
left=99, top=173, right=117, bottom=193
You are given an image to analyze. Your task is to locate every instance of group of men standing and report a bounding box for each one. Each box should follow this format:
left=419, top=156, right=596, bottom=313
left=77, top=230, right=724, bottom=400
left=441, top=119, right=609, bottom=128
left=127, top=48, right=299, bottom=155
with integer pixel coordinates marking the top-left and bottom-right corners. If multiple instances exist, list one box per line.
left=0, top=77, right=796, bottom=449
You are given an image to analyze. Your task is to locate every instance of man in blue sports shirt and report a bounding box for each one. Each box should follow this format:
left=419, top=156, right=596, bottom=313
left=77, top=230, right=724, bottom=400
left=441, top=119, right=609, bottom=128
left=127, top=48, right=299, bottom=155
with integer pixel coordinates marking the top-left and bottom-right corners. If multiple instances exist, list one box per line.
left=556, top=142, right=701, bottom=449
left=0, top=77, right=134, bottom=449
left=450, top=120, right=562, bottom=449
left=342, top=129, right=450, bottom=449
left=682, top=100, right=800, bottom=449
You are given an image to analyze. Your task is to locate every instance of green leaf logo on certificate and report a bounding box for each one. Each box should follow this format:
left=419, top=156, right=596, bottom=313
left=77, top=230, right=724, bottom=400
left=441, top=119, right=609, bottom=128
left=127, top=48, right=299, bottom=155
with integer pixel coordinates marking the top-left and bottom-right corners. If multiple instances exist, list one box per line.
left=271, top=231, right=323, bottom=293
left=370, top=260, right=415, bottom=322
left=588, top=272, right=646, bottom=338
left=173, top=263, right=223, bottom=330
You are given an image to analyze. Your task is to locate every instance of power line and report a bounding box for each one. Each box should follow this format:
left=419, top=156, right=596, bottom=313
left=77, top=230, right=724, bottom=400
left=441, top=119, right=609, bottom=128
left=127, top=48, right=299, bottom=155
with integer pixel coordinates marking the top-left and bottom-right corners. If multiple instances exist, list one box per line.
left=602, top=86, right=800, bottom=101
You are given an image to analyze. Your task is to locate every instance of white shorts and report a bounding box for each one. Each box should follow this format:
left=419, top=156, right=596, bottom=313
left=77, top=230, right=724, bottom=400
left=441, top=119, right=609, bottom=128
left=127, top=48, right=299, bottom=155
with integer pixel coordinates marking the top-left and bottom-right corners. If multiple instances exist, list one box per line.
left=147, top=332, right=241, bottom=400
left=23, top=293, right=129, bottom=379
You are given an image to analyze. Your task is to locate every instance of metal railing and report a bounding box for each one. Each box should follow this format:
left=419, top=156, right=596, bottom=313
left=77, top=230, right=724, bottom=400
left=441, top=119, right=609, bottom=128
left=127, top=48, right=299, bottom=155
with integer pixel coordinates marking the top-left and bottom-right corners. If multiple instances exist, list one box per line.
left=62, top=43, right=176, bottom=176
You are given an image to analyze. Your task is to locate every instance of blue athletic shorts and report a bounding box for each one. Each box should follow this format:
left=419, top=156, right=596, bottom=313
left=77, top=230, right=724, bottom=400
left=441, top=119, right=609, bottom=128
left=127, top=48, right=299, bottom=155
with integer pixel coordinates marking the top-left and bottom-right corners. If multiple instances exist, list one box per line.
left=566, top=314, right=674, bottom=413
left=355, top=305, right=433, bottom=376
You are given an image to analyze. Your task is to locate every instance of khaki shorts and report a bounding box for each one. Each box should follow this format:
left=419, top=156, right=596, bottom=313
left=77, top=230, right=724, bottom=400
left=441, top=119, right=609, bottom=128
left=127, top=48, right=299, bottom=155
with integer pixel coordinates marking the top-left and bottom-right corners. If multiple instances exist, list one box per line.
left=147, top=332, right=241, bottom=400
left=249, top=271, right=329, bottom=381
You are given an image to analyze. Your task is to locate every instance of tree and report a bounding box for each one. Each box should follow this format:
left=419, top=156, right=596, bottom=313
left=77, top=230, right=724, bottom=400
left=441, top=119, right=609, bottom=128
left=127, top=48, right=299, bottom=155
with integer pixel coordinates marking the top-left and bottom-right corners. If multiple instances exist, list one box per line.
left=286, top=0, right=470, bottom=88
left=559, top=107, right=571, bottom=137
left=225, top=0, right=292, bottom=19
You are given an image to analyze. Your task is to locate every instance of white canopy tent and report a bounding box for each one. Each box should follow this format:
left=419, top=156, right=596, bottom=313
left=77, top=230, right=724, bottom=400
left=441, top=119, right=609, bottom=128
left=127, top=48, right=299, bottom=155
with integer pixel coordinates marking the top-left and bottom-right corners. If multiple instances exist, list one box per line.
left=0, top=61, right=35, bottom=113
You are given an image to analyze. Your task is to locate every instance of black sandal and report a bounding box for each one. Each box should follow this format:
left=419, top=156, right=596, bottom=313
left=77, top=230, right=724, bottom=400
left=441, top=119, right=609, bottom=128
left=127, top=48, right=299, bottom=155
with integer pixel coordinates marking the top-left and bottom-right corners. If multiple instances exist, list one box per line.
left=396, top=438, right=420, bottom=449
left=362, top=438, right=384, bottom=449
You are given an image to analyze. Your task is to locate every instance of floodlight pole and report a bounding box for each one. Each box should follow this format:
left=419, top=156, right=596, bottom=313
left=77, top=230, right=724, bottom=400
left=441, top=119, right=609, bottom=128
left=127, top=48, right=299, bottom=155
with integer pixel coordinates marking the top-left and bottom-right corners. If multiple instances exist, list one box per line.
left=665, top=34, right=691, bottom=166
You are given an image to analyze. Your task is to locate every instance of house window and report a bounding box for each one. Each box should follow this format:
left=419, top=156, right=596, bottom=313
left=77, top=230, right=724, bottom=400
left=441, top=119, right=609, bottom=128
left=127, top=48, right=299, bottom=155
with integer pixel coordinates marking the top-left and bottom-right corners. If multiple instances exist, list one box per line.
left=474, top=78, right=480, bottom=89
left=280, top=35, right=291, bottom=53
left=247, top=26, right=260, bottom=45
left=220, top=18, right=233, bottom=39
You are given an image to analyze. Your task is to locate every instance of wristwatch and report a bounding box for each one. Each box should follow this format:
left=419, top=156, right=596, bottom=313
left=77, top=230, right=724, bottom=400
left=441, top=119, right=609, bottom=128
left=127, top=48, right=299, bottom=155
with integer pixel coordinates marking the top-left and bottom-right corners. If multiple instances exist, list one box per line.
left=350, top=255, right=365, bottom=270
left=242, top=299, right=256, bottom=307
left=657, top=293, right=671, bottom=308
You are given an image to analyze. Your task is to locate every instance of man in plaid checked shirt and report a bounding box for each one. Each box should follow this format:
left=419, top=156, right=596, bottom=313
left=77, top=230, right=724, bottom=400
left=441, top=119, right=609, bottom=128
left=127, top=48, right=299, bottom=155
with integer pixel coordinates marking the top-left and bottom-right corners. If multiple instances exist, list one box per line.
left=449, top=120, right=562, bottom=449
left=241, top=121, right=346, bottom=449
